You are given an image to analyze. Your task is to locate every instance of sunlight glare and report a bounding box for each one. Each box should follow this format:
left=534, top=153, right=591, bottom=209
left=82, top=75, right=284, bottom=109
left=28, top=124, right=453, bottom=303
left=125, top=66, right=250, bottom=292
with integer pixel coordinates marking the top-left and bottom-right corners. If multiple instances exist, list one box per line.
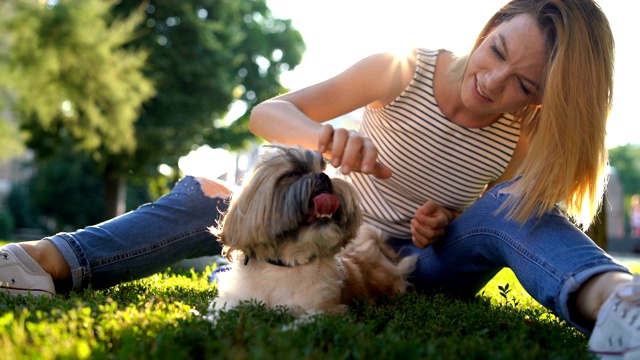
left=220, top=100, right=247, bottom=126
left=178, top=146, right=236, bottom=181
left=157, top=164, right=173, bottom=177
left=267, top=0, right=638, bottom=147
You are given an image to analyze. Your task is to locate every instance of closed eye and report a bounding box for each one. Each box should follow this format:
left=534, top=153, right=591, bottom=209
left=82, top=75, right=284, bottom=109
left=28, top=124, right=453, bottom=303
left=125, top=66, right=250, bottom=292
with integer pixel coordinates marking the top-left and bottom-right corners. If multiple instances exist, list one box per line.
left=492, top=43, right=533, bottom=96
left=491, top=44, right=505, bottom=61
left=517, top=79, right=532, bottom=95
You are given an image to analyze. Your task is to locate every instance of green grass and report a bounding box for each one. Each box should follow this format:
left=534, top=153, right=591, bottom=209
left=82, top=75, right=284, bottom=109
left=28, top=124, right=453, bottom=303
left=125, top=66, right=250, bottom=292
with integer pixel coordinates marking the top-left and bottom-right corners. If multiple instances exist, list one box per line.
left=2, top=239, right=637, bottom=360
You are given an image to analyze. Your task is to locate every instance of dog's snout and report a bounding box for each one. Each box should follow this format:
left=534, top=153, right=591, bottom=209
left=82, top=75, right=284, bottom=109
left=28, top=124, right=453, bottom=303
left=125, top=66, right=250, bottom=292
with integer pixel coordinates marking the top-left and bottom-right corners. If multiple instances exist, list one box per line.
left=315, top=172, right=331, bottom=183
left=314, top=173, right=333, bottom=191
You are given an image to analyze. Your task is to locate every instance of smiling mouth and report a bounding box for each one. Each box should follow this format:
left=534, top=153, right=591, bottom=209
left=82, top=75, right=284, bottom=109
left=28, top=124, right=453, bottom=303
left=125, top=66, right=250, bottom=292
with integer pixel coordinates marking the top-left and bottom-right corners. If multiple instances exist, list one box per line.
left=475, top=76, right=492, bottom=102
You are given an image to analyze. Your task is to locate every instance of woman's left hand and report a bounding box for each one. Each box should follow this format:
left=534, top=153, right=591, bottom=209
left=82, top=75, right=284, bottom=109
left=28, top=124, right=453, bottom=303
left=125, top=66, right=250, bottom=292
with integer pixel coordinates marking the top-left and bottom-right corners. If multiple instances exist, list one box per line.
left=411, top=200, right=456, bottom=249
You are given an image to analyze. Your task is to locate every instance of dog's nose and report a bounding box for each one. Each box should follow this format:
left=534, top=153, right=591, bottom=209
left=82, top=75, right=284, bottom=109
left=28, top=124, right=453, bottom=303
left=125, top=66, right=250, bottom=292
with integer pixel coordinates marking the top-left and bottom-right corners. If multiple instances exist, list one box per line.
left=315, top=172, right=330, bottom=182
left=314, top=172, right=333, bottom=191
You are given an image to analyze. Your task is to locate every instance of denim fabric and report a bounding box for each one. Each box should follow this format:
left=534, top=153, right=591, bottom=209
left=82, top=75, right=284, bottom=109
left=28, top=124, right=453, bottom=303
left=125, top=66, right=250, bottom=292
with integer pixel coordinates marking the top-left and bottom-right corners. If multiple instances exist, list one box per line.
left=387, top=177, right=630, bottom=334
left=45, top=175, right=629, bottom=334
left=45, top=176, right=227, bottom=292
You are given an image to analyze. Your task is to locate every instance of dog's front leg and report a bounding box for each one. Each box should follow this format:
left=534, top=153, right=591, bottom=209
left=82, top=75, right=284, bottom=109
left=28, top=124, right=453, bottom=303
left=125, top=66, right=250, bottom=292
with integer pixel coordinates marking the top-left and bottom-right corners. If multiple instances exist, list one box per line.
left=205, top=299, right=238, bottom=326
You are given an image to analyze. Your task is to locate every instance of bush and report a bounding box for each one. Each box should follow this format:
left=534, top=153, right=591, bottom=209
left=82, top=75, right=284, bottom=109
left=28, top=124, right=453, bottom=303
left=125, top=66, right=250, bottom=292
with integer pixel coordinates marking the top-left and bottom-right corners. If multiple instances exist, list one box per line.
left=0, top=211, right=14, bottom=239
left=6, top=183, right=36, bottom=229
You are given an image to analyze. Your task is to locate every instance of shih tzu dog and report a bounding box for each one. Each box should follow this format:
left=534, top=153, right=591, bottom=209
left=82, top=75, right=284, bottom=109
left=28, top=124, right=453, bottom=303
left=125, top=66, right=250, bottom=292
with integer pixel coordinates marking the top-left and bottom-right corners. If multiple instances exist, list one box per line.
left=209, top=145, right=416, bottom=317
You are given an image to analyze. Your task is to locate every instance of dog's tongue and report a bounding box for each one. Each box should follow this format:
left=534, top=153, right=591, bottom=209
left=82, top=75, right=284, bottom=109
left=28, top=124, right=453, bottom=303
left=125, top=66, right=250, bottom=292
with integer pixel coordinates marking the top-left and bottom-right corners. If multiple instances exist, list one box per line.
left=311, top=193, right=339, bottom=216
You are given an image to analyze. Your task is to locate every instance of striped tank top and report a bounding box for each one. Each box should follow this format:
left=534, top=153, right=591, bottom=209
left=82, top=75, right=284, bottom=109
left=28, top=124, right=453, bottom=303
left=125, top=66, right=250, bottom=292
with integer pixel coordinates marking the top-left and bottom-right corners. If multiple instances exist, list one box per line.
left=346, top=48, right=521, bottom=239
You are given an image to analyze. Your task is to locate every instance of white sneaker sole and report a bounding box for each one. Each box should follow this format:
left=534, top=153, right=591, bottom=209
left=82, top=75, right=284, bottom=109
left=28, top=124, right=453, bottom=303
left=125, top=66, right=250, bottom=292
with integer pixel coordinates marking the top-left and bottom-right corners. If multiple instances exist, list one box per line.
left=0, top=286, right=54, bottom=298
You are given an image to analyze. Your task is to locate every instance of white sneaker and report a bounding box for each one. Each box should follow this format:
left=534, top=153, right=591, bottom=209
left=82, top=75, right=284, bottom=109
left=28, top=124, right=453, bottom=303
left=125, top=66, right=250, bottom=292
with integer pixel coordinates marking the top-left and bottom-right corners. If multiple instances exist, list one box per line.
left=589, top=274, right=640, bottom=359
left=0, top=243, right=56, bottom=298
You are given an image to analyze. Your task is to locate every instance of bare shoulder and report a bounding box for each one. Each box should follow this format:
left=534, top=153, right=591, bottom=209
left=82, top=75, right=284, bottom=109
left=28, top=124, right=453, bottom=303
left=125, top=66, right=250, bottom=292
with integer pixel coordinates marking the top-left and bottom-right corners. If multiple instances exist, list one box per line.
left=275, top=49, right=418, bottom=120
left=363, top=49, right=418, bottom=108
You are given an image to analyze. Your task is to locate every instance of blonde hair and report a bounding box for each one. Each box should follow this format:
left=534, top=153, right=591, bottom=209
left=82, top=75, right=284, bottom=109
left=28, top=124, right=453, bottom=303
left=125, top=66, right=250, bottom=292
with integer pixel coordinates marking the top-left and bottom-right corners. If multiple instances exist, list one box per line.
left=451, top=0, right=614, bottom=230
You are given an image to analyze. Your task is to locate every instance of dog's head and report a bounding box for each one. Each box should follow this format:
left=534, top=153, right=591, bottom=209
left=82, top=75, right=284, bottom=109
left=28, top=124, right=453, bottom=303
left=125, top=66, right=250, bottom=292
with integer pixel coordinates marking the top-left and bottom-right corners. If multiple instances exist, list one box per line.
left=214, top=145, right=362, bottom=265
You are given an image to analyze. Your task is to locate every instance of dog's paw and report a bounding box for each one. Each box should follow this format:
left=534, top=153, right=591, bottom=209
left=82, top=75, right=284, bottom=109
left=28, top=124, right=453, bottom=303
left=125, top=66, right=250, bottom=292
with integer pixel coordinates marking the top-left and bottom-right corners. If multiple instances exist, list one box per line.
left=398, top=254, right=418, bottom=277
left=280, top=311, right=325, bottom=332
left=205, top=301, right=229, bottom=326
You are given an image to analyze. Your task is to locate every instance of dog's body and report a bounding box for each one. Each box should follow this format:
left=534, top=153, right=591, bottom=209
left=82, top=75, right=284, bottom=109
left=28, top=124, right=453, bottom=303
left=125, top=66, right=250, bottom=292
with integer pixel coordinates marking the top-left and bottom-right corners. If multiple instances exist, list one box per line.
left=214, top=254, right=350, bottom=315
left=210, top=146, right=416, bottom=317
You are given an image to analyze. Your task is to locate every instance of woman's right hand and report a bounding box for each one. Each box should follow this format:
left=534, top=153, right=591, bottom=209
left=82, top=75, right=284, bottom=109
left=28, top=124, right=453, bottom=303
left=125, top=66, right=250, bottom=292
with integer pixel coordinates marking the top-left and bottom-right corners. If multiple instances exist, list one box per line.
left=318, top=124, right=392, bottom=179
left=249, top=50, right=415, bottom=181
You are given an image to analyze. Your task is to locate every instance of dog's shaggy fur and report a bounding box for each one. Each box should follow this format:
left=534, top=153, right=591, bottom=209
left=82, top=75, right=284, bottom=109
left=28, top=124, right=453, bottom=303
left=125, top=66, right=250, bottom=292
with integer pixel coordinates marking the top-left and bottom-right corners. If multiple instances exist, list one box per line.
left=209, top=145, right=416, bottom=317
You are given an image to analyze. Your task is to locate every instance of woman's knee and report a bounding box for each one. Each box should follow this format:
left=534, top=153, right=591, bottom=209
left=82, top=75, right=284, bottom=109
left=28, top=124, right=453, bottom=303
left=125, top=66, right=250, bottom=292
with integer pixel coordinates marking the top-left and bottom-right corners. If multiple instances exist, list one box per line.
left=194, top=177, right=232, bottom=198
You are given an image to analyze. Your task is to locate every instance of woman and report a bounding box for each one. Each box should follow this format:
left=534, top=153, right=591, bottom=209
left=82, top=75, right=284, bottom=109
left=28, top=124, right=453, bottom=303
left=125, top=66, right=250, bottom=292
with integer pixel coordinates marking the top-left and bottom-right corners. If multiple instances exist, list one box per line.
left=0, top=0, right=636, bottom=357
left=252, top=0, right=633, bottom=336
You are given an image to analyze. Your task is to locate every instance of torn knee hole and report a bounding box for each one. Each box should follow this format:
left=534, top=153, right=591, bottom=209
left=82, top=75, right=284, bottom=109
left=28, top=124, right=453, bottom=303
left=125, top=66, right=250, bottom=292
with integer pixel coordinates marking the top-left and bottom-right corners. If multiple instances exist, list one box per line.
left=195, top=177, right=232, bottom=198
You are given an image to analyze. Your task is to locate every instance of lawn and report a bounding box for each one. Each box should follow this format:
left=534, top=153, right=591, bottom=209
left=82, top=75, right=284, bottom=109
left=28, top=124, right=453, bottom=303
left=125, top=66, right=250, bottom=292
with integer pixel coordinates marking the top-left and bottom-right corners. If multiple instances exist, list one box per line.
left=2, top=240, right=636, bottom=360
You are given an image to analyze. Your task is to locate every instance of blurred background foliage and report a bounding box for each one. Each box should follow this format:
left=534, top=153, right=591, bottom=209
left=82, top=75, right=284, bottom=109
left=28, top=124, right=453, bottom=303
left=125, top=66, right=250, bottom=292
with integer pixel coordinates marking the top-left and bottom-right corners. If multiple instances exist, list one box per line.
left=0, top=0, right=304, bottom=233
left=0, top=0, right=638, bottom=245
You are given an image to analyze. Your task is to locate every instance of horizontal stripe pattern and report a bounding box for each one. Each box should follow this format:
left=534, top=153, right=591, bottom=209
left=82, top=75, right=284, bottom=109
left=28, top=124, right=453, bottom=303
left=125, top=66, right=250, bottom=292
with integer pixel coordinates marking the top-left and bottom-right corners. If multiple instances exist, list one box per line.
left=348, top=49, right=521, bottom=238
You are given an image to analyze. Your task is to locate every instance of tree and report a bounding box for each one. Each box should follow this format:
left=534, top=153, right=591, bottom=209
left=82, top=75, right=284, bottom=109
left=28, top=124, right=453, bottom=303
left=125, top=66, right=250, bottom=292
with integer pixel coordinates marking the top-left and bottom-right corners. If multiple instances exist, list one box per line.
left=28, top=143, right=106, bottom=230
left=609, top=144, right=640, bottom=198
left=107, top=0, right=305, bottom=211
left=587, top=207, right=607, bottom=249
left=0, top=0, right=305, bottom=222
left=609, top=144, right=640, bottom=234
left=0, top=94, right=25, bottom=161
left=584, top=144, right=640, bottom=248
left=0, top=0, right=154, bottom=157
left=0, top=11, right=25, bottom=161
left=0, top=0, right=155, bottom=221
left=0, top=120, right=24, bottom=162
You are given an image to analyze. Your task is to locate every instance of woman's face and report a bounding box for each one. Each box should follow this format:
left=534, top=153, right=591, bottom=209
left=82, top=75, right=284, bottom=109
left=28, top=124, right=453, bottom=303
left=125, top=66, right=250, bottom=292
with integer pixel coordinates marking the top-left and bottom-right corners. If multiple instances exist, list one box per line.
left=461, top=14, right=546, bottom=116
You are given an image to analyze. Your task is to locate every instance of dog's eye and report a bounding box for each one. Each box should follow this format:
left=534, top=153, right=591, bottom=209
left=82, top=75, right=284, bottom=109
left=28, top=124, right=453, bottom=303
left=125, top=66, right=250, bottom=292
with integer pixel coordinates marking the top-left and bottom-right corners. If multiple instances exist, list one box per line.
left=277, top=170, right=304, bottom=184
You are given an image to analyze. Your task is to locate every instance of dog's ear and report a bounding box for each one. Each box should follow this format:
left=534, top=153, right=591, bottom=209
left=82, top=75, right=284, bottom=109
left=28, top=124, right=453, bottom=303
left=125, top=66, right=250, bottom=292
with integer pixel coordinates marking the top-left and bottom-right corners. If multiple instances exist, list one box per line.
left=215, top=167, right=271, bottom=256
left=331, top=178, right=363, bottom=240
left=213, top=147, right=289, bottom=258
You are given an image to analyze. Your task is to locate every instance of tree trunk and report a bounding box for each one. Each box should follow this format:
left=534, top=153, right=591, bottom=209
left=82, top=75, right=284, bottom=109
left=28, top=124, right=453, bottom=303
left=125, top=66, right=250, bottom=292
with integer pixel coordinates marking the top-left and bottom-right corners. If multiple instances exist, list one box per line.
left=587, top=205, right=607, bottom=250
left=104, top=172, right=127, bottom=220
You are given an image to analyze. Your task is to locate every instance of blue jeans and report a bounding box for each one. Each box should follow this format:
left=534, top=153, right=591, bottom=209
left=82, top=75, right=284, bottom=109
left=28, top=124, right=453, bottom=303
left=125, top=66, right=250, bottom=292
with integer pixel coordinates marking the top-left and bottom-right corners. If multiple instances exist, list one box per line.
left=46, top=176, right=227, bottom=291
left=46, top=176, right=628, bottom=334
left=387, top=177, right=630, bottom=334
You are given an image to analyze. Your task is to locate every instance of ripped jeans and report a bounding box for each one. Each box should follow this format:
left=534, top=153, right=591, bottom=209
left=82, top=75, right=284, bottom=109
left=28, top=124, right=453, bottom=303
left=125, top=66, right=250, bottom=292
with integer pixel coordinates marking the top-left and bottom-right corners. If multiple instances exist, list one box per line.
left=387, top=177, right=630, bottom=334
left=46, top=175, right=629, bottom=333
left=46, top=176, right=228, bottom=292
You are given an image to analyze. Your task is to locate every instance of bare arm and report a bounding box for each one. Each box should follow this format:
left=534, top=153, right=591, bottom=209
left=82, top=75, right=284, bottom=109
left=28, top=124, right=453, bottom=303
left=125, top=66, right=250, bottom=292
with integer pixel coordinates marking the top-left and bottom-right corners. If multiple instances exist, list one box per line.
left=250, top=51, right=416, bottom=179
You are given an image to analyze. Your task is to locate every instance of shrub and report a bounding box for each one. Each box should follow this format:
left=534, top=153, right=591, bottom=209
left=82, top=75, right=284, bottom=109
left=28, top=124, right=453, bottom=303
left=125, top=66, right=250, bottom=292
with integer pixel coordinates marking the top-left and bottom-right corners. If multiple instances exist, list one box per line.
left=0, top=211, right=14, bottom=239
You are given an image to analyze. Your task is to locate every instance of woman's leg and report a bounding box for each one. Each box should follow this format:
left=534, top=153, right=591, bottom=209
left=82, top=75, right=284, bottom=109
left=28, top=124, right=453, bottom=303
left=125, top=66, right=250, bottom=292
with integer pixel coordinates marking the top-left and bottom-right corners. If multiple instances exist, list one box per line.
left=19, top=176, right=229, bottom=293
left=389, top=178, right=631, bottom=334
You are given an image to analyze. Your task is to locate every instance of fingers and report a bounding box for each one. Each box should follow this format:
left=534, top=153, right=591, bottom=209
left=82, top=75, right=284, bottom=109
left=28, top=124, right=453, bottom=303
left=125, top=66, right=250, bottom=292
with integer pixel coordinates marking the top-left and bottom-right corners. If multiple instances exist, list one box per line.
left=317, top=126, right=392, bottom=179
left=373, top=162, right=393, bottom=179
left=317, top=124, right=334, bottom=154
left=411, top=200, right=452, bottom=249
left=330, top=128, right=351, bottom=168
left=411, top=219, right=446, bottom=249
left=416, top=199, right=440, bottom=217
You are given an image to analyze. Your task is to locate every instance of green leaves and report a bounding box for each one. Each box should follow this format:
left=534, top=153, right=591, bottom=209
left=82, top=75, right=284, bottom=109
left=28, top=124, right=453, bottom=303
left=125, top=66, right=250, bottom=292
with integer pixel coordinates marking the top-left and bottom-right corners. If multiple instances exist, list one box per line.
left=0, top=0, right=154, bottom=157
left=0, top=0, right=306, bottom=223
left=111, top=0, right=305, bottom=179
left=498, top=283, right=520, bottom=307
left=0, top=267, right=594, bottom=359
